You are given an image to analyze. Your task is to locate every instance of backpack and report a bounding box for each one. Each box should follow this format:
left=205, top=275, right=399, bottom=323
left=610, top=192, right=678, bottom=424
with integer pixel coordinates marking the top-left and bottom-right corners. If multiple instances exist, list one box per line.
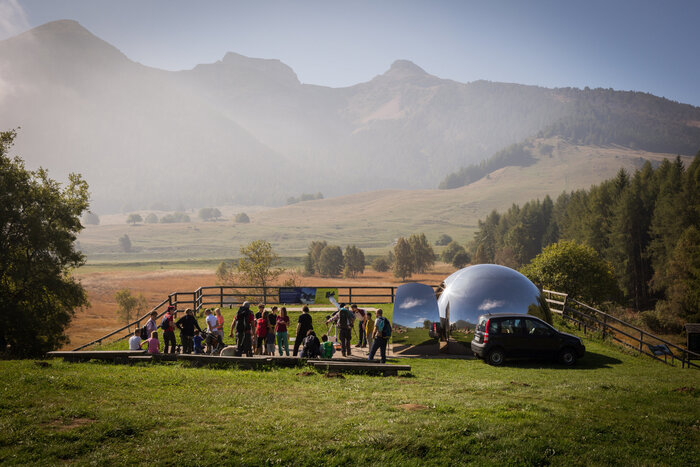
left=379, top=317, right=392, bottom=338
left=139, top=326, right=148, bottom=340
left=339, top=308, right=352, bottom=329
left=236, top=307, right=251, bottom=333
left=160, top=316, right=170, bottom=331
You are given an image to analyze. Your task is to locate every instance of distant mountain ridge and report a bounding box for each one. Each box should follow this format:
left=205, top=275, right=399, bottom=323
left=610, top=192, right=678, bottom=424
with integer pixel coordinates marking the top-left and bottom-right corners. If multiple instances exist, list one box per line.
left=1, top=20, right=698, bottom=212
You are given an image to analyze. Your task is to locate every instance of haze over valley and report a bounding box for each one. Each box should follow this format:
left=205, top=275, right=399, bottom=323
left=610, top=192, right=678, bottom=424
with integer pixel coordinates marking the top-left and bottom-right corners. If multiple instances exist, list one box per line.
left=2, top=19, right=699, bottom=219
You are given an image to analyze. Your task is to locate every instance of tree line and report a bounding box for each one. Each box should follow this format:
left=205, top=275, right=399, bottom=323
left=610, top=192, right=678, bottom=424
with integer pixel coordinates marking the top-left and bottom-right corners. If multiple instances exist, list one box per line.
left=469, top=155, right=700, bottom=329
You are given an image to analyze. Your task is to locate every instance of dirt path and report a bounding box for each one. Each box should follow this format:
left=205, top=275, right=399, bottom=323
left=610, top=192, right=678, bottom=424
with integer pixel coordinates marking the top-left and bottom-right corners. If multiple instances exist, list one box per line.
left=65, top=265, right=455, bottom=350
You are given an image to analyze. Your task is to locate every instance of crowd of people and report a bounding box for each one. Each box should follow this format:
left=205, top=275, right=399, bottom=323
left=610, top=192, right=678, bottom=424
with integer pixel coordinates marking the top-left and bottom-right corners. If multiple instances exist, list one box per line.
left=127, top=301, right=392, bottom=363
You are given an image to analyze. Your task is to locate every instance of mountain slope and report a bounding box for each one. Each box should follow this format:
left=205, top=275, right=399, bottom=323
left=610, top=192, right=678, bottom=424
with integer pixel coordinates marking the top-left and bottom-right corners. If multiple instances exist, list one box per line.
left=1, top=20, right=698, bottom=213
left=0, top=21, right=297, bottom=212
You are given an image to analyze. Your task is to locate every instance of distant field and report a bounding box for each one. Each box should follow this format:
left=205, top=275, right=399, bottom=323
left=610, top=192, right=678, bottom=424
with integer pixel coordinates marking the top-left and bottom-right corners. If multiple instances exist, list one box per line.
left=2, top=329, right=698, bottom=465
left=77, top=138, right=691, bottom=265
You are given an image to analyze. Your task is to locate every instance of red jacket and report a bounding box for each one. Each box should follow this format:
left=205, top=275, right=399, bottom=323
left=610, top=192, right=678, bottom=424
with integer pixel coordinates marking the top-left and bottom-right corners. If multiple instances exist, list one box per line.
left=256, top=317, right=268, bottom=338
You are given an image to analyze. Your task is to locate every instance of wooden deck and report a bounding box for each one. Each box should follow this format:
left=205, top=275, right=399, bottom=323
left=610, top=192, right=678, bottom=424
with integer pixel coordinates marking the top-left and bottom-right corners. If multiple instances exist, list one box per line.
left=47, top=351, right=411, bottom=375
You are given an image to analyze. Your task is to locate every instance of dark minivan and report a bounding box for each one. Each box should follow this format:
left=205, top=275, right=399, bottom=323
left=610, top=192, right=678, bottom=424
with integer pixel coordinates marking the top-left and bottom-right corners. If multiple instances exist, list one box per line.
left=471, top=313, right=585, bottom=366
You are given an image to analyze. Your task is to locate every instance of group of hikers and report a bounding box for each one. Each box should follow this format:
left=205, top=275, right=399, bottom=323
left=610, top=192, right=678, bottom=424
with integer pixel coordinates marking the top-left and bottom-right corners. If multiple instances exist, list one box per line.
left=128, top=301, right=392, bottom=363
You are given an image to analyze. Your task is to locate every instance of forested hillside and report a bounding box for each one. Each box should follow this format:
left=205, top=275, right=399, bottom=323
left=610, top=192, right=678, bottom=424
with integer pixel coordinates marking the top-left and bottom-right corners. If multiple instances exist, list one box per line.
left=440, top=88, right=700, bottom=189
left=468, top=155, right=700, bottom=330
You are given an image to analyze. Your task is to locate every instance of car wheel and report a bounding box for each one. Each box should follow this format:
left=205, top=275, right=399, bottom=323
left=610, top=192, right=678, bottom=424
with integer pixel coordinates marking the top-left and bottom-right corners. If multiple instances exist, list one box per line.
left=487, top=348, right=505, bottom=366
left=559, top=348, right=577, bottom=366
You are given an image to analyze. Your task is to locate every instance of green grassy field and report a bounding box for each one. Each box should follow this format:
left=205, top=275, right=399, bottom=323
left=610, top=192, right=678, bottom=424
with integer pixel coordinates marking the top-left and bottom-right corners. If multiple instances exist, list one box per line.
left=4, top=314, right=699, bottom=465
left=1, top=335, right=698, bottom=466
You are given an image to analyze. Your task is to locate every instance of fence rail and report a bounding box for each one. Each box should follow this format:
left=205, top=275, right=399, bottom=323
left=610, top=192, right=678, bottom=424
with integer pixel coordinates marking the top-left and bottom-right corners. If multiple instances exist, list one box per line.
left=74, top=284, right=437, bottom=350
left=76, top=286, right=698, bottom=369
left=542, top=290, right=699, bottom=369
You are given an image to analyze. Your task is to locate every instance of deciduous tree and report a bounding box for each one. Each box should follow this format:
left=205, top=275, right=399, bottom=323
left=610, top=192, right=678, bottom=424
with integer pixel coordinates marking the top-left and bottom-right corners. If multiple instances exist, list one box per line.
left=114, top=289, right=148, bottom=329
left=126, top=213, right=142, bottom=225
left=393, top=237, right=414, bottom=280
left=237, top=240, right=282, bottom=299
left=520, top=241, right=620, bottom=306
left=0, top=129, right=89, bottom=356
left=343, top=245, right=365, bottom=278
left=319, top=245, right=344, bottom=277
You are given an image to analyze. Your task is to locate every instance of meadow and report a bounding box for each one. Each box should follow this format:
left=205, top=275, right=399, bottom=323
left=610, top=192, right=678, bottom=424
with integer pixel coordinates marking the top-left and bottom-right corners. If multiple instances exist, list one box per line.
left=76, top=139, right=690, bottom=265
left=1, top=331, right=698, bottom=465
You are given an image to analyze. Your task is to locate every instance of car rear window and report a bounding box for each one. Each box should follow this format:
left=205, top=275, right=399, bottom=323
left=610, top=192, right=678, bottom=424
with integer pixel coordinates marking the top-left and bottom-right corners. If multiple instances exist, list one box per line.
left=476, top=317, right=488, bottom=332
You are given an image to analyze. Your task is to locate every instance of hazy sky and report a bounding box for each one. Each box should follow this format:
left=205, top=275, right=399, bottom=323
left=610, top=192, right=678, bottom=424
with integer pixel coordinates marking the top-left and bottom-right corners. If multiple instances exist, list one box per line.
left=2, top=0, right=699, bottom=106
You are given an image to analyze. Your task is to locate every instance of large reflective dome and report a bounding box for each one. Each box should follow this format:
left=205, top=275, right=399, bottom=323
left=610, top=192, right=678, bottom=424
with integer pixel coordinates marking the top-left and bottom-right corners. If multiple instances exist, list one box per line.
left=437, top=264, right=551, bottom=331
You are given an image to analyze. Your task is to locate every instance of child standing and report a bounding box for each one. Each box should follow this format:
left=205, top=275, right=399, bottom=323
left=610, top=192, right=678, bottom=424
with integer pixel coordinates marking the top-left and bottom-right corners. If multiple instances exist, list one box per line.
left=192, top=329, right=204, bottom=354
left=256, top=311, right=269, bottom=355
left=365, top=312, right=374, bottom=349
left=276, top=307, right=290, bottom=356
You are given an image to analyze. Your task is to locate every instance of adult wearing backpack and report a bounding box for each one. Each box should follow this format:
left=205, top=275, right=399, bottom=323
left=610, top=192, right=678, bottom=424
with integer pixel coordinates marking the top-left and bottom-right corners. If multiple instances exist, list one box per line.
left=368, top=308, right=391, bottom=364
left=327, top=303, right=354, bottom=357
left=161, top=306, right=177, bottom=354
left=293, top=305, right=313, bottom=356
left=299, top=330, right=321, bottom=358
left=175, top=308, right=201, bottom=354
left=231, top=302, right=254, bottom=357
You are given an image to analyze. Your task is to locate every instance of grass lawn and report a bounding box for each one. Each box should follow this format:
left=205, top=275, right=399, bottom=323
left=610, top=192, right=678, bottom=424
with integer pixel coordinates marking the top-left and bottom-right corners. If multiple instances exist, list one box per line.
left=1, top=333, right=698, bottom=465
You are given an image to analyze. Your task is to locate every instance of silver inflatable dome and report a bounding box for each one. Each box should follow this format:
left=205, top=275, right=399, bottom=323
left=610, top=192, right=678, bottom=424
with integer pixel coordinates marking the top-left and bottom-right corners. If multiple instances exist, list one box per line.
left=437, top=264, right=551, bottom=331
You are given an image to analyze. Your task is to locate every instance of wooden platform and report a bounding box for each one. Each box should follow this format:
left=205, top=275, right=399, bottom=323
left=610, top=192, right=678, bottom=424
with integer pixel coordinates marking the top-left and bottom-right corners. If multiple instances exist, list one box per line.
left=311, top=361, right=411, bottom=376
left=177, top=354, right=274, bottom=369
left=47, top=351, right=411, bottom=375
left=47, top=350, right=146, bottom=363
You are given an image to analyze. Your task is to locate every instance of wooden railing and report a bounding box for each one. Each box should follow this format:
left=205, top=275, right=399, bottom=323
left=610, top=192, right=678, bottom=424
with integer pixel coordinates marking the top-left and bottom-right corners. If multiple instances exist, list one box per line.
left=543, top=290, right=699, bottom=369
left=74, top=284, right=438, bottom=350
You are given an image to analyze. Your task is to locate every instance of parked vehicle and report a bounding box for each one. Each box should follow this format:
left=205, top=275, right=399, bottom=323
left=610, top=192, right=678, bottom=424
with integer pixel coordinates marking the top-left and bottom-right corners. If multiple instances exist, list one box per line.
left=471, top=313, right=585, bottom=366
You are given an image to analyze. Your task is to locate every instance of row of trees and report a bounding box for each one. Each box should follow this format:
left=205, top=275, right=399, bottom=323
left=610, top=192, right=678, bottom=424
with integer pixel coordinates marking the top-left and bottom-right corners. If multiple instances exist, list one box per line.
left=304, top=242, right=365, bottom=278
left=286, top=192, right=324, bottom=205
left=470, top=155, right=700, bottom=327
left=126, top=210, right=249, bottom=224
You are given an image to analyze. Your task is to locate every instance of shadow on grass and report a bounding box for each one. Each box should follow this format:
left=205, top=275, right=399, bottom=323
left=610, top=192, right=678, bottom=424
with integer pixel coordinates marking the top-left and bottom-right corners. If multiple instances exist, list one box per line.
left=498, top=351, right=623, bottom=370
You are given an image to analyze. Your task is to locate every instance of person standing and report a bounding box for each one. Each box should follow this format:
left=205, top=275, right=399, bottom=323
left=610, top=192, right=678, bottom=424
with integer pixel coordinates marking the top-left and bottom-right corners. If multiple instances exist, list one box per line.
left=267, top=306, right=278, bottom=356
left=176, top=308, right=201, bottom=354
left=256, top=310, right=269, bottom=355
left=204, top=308, right=219, bottom=354
left=368, top=308, right=391, bottom=364
left=365, top=311, right=374, bottom=350
left=231, top=302, right=254, bottom=357
left=215, top=308, right=225, bottom=342
left=327, top=303, right=353, bottom=357
left=293, top=305, right=313, bottom=356
left=161, top=306, right=177, bottom=354
left=351, top=304, right=367, bottom=348
left=144, top=311, right=158, bottom=338
left=276, top=307, right=290, bottom=356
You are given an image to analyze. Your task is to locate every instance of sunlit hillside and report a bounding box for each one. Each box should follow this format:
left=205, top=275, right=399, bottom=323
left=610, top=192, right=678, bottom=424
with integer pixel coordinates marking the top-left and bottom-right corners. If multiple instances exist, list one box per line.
left=77, top=138, right=693, bottom=263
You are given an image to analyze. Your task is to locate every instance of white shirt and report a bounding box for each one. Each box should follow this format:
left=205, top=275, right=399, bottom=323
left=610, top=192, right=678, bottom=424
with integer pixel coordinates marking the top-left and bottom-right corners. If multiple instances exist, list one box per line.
left=128, top=335, right=141, bottom=350
left=206, top=314, right=218, bottom=332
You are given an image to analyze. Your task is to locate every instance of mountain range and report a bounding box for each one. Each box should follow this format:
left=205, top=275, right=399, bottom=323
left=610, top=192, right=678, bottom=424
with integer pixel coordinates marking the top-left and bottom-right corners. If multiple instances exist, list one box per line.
left=1, top=20, right=699, bottom=213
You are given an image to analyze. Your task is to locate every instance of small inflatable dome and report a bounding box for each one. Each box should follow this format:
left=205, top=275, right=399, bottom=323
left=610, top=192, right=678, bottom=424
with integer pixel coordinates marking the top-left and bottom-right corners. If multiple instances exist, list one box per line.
left=437, top=264, right=551, bottom=329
